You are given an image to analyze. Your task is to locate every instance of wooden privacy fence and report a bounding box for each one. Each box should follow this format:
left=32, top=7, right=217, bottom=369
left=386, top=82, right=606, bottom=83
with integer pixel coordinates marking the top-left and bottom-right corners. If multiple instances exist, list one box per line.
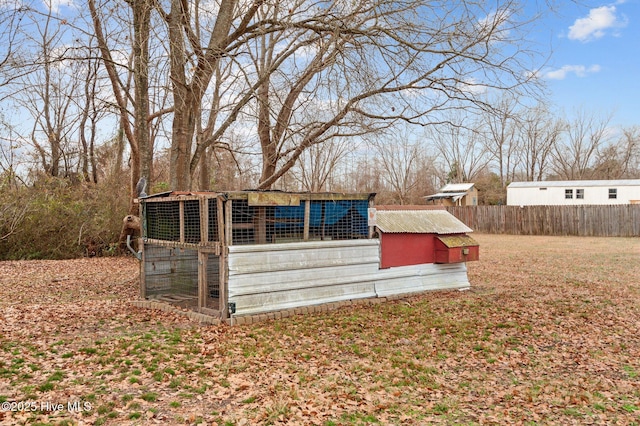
left=446, top=205, right=640, bottom=237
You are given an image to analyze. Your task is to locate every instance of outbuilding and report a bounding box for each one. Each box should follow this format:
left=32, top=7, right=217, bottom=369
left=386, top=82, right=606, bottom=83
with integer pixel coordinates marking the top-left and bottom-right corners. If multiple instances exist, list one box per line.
left=507, top=180, right=640, bottom=206
left=424, top=183, right=478, bottom=206
left=136, top=191, right=478, bottom=322
left=375, top=207, right=479, bottom=268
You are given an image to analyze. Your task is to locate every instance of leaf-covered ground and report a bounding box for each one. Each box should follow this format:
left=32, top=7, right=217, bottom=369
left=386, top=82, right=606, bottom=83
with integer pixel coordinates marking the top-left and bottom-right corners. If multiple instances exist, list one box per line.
left=1, top=234, right=639, bottom=425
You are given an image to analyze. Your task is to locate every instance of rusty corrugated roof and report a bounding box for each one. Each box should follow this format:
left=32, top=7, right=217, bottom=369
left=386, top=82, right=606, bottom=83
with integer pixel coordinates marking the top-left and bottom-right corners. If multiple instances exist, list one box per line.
left=437, top=234, right=479, bottom=248
left=375, top=210, right=472, bottom=234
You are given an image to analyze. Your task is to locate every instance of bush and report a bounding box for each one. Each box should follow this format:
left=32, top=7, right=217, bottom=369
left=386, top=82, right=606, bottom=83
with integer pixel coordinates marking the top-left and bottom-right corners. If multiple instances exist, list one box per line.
left=0, top=176, right=130, bottom=260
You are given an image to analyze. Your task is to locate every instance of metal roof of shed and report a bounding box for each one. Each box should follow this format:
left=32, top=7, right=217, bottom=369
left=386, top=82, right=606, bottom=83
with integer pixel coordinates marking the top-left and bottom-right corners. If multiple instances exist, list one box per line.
left=375, top=210, right=472, bottom=234
left=440, top=183, right=475, bottom=192
left=424, top=191, right=468, bottom=201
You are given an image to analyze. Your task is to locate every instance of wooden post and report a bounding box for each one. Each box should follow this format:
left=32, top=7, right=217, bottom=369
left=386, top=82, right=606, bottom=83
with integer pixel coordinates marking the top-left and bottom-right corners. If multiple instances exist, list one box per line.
left=320, top=201, right=326, bottom=240
left=198, top=251, right=207, bottom=310
left=179, top=200, right=185, bottom=243
left=255, top=206, right=266, bottom=244
left=218, top=196, right=228, bottom=319
left=200, top=196, right=209, bottom=244
left=218, top=250, right=227, bottom=319
left=303, top=200, right=310, bottom=241
left=139, top=202, right=146, bottom=299
left=225, top=199, right=233, bottom=247
left=368, top=195, right=375, bottom=239
left=217, top=196, right=225, bottom=246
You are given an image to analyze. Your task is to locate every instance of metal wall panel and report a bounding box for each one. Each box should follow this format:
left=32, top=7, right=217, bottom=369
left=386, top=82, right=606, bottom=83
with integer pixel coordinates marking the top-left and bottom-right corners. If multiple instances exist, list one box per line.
left=227, top=240, right=380, bottom=315
left=228, top=239, right=380, bottom=274
left=374, top=263, right=470, bottom=297
left=227, top=240, right=470, bottom=316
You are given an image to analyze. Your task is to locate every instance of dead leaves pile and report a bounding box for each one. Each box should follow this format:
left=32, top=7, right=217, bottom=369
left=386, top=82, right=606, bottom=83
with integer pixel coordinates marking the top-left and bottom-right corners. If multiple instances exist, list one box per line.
left=1, top=235, right=639, bottom=425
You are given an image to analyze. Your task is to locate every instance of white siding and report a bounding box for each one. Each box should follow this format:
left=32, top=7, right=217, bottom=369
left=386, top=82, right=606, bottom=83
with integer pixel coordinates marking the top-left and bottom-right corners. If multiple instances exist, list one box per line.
left=507, top=181, right=640, bottom=205
left=374, top=263, right=469, bottom=296
left=227, top=240, right=470, bottom=316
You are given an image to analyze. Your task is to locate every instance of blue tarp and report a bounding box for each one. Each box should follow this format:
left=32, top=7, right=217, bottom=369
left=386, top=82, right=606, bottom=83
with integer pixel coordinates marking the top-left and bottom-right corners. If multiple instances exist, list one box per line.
left=274, top=200, right=368, bottom=228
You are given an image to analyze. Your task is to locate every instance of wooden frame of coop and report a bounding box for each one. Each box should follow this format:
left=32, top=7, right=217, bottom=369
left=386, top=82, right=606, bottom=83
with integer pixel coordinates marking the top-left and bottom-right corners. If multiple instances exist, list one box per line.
left=138, top=191, right=375, bottom=320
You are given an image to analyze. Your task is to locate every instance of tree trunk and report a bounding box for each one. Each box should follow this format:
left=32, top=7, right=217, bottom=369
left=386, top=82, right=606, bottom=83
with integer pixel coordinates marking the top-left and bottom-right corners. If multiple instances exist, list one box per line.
left=257, top=82, right=277, bottom=188
left=168, top=0, right=238, bottom=191
left=133, top=0, right=151, bottom=189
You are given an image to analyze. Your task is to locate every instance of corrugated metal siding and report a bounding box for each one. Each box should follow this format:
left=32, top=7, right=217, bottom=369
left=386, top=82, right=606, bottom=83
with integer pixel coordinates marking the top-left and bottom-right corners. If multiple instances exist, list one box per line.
left=376, top=210, right=472, bottom=234
left=374, top=263, right=470, bottom=297
left=227, top=239, right=470, bottom=316
left=227, top=240, right=380, bottom=316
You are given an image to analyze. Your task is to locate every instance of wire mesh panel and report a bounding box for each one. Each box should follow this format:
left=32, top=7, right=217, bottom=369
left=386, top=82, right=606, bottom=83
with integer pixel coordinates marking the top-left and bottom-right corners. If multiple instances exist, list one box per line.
left=274, top=204, right=305, bottom=242
left=230, top=200, right=270, bottom=245
left=206, top=254, right=221, bottom=310
left=207, top=198, right=220, bottom=243
left=229, top=198, right=369, bottom=245
left=308, top=199, right=369, bottom=240
left=145, top=201, right=180, bottom=241
left=183, top=200, right=201, bottom=243
left=141, top=195, right=222, bottom=312
left=140, top=192, right=371, bottom=316
left=143, top=245, right=198, bottom=308
left=144, top=198, right=203, bottom=243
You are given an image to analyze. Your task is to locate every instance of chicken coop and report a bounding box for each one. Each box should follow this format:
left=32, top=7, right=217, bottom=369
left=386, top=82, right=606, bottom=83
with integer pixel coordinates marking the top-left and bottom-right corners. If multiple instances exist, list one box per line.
left=138, top=191, right=476, bottom=320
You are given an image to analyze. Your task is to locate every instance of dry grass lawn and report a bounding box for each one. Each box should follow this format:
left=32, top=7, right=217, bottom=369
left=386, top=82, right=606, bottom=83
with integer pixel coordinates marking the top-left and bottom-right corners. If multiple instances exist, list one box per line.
left=0, top=234, right=639, bottom=425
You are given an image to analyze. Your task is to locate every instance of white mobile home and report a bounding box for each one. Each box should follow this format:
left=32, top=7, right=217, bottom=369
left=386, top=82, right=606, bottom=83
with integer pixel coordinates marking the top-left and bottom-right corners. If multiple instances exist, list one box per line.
left=507, top=180, right=640, bottom=206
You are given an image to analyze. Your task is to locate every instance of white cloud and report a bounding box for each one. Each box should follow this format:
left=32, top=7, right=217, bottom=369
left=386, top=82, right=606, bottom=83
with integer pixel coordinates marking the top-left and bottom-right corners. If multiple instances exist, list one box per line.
left=43, top=0, right=73, bottom=13
left=457, top=78, right=487, bottom=95
left=568, top=5, right=627, bottom=42
left=476, top=8, right=513, bottom=43
left=544, top=64, right=601, bottom=80
left=0, top=0, right=23, bottom=9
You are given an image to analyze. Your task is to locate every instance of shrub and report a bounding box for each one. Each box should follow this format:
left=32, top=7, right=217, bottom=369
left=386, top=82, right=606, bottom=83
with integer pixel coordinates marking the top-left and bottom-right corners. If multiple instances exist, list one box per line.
left=0, top=176, right=130, bottom=260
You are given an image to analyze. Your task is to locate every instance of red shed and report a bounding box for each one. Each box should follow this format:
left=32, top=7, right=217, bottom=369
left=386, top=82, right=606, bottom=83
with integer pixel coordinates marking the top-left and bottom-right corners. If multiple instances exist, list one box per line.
left=375, top=207, right=479, bottom=269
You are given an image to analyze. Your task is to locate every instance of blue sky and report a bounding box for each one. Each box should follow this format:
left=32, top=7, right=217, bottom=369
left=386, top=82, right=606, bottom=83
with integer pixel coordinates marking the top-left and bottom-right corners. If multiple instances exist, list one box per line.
left=532, top=0, right=639, bottom=128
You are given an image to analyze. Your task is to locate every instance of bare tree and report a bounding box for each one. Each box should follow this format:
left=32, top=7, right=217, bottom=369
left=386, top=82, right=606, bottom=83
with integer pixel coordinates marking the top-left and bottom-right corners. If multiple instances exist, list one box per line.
left=62, top=39, right=112, bottom=184
left=551, top=109, right=612, bottom=180
left=427, top=119, right=490, bottom=184
left=619, top=126, right=640, bottom=177
left=15, top=9, right=81, bottom=178
left=340, top=149, right=386, bottom=195
left=289, top=137, right=352, bottom=192
left=0, top=4, right=33, bottom=95
left=0, top=116, right=20, bottom=182
left=86, top=0, right=547, bottom=191
left=517, top=103, right=564, bottom=181
left=0, top=0, right=549, bottom=196
left=482, top=95, right=520, bottom=187
left=238, top=0, right=546, bottom=190
left=369, top=130, right=429, bottom=205
left=163, top=0, right=254, bottom=190
left=89, top=0, right=145, bottom=200
left=591, top=126, right=640, bottom=179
